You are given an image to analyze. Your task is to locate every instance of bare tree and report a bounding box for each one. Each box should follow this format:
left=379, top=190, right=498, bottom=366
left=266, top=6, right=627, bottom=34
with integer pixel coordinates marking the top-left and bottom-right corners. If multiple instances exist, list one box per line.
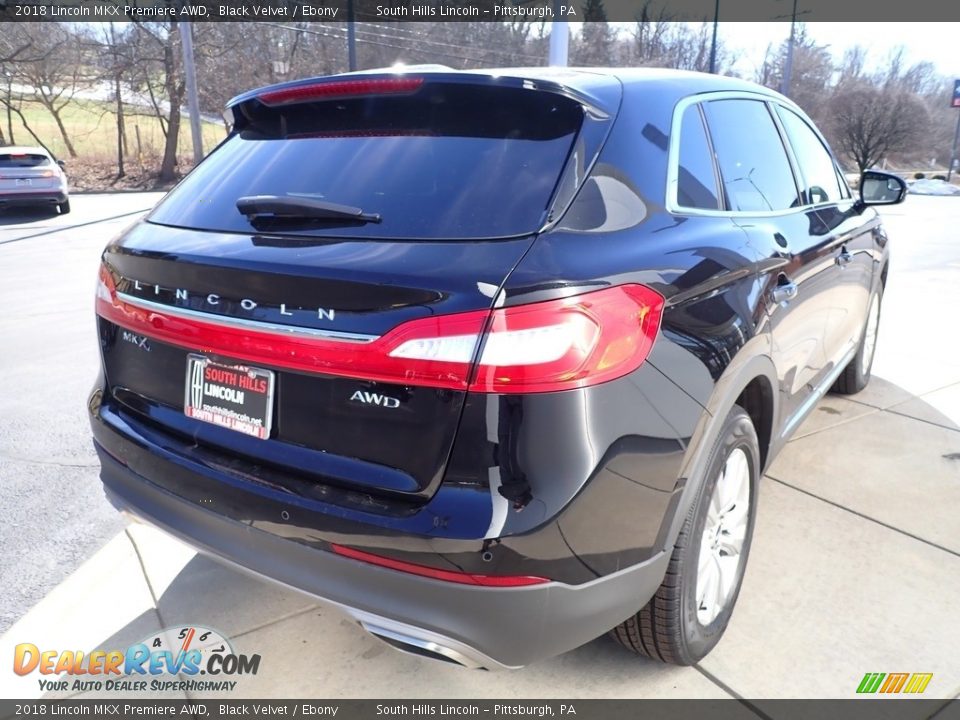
left=100, top=24, right=134, bottom=178
left=0, top=70, right=12, bottom=145
left=574, top=0, right=616, bottom=66
left=74, top=22, right=136, bottom=178
left=0, top=31, right=43, bottom=148
left=0, top=92, right=54, bottom=154
left=630, top=12, right=729, bottom=74
left=756, top=25, right=833, bottom=122
left=128, top=21, right=188, bottom=182
left=835, top=46, right=867, bottom=89
left=829, top=84, right=929, bottom=172
left=631, top=7, right=676, bottom=65
left=900, top=61, right=939, bottom=97
left=668, top=23, right=719, bottom=73
left=0, top=35, right=33, bottom=145
left=8, top=24, right=87, bottom=157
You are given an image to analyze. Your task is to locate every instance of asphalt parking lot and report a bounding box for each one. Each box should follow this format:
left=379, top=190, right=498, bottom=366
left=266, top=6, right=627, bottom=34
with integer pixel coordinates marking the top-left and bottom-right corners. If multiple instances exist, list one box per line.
left=0, top=194, right=958, bottom=705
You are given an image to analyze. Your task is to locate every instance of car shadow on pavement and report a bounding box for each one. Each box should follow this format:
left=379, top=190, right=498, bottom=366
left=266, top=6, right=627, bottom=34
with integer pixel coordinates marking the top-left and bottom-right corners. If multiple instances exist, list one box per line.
left=0, top=207, right=60, bottom=225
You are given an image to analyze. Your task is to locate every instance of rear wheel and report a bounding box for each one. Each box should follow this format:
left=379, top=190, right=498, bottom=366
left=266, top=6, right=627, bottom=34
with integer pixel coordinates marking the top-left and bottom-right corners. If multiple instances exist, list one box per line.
left=831, top=286, right=881, bottom=395
left=611, top=405, right=759, bottom=665
left=57, top=200, right=71, bottom=215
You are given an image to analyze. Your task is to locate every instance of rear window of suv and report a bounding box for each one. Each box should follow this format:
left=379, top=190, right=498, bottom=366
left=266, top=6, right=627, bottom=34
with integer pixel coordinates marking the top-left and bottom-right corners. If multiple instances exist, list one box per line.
left=0, top=153, right=51, bottom=167
left=148, top=83, right=584, bottom=240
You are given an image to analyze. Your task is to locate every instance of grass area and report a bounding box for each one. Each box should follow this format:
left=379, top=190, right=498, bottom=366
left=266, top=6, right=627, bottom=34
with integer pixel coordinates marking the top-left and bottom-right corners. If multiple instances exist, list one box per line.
left=1, top=95, right=225, bottom=164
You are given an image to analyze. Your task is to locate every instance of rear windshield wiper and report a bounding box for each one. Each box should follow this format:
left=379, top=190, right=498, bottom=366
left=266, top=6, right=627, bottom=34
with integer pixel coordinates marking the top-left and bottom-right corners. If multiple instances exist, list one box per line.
left=236, top=195, right=382, bottom=225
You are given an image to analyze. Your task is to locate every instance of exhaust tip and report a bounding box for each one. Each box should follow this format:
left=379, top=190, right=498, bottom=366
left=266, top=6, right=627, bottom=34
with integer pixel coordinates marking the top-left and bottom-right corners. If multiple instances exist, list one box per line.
left=373, top=634, right=472, bottom=667
left=360, top=622, right=488, bottom=670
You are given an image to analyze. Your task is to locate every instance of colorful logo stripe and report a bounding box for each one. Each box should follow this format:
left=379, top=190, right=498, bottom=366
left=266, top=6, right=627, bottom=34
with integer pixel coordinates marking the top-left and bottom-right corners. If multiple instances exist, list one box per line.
left=857, top=672, right=933, bottom=694
left=903, top=674, right=934, bottom=694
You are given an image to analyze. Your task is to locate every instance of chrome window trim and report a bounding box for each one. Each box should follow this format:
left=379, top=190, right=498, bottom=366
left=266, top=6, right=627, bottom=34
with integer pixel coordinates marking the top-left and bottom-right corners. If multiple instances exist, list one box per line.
left=666, top=90, right=847, bottom=218
left=772, top=103, right=848, bottom=206
left=116, top=292, right=379, bottom=344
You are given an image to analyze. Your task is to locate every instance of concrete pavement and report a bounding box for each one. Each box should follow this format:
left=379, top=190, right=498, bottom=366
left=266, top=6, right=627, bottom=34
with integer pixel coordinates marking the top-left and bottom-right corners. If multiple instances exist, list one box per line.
left=0, top=194, right=958, bottom=704
left=0, top=195, right=163, bottom=634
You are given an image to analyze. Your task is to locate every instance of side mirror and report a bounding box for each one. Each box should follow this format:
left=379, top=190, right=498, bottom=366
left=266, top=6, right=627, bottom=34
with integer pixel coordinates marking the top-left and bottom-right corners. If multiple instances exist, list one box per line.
left=858, top=170, right=906, bottom=208
left=56, top=159, right=66, bottom=170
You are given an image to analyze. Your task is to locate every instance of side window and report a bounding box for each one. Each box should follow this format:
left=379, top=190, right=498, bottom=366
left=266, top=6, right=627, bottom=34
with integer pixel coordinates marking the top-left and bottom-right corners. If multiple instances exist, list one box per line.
left=776, top=106, right=844, bottom=205
left=676, top=105, right=720, bottom=210
left=702, top=99, right=800, bottom=212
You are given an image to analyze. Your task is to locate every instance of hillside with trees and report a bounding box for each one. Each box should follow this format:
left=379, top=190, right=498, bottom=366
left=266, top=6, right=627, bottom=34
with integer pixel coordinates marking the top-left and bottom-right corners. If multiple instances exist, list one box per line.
left=0, top=19, right=956, bottom=189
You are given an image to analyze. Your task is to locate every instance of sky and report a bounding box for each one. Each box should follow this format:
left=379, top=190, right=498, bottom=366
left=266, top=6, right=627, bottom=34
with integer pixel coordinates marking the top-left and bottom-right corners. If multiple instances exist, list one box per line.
left=714, top=22, right=960, bottom=81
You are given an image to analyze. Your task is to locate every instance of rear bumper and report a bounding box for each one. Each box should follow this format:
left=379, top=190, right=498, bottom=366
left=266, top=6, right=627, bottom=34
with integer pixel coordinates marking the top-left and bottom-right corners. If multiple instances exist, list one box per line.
left=95, top=442, right=669, bottom=669
left=0, top=190, right=67, bottom=206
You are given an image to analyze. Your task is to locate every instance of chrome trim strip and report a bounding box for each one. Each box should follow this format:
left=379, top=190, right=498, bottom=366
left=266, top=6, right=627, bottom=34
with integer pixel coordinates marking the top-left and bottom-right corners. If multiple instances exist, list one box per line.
left=116, top=292, right=379, bottom=344
left=781, top=345, right=858, bottom=438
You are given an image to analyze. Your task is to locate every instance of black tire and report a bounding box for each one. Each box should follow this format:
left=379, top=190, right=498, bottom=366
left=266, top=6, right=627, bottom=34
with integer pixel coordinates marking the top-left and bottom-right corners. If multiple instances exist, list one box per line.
left=611, top=405, right=760, bottom=665
left=831, top=286, right=882, bottom=395
left=57, top=200, right=71, bottom=215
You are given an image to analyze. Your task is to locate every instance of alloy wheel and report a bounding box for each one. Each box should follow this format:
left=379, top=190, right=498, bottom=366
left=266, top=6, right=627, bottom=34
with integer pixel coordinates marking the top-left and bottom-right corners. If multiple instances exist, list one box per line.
left=696, top=447, right=751, bottom=625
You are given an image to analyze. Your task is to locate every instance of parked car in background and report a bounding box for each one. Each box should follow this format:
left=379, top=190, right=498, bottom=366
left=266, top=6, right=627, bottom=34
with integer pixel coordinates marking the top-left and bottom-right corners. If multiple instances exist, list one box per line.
left=908, top=178, right=960, bottom=196
left=0, top=146, right=70, bottom=214
left=89, top=68, right=906, bottom=670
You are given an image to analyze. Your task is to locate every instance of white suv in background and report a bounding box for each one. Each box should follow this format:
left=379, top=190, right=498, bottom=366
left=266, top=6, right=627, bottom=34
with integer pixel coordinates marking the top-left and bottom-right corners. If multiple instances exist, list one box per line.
left=0, top=146, right=70, bottom=215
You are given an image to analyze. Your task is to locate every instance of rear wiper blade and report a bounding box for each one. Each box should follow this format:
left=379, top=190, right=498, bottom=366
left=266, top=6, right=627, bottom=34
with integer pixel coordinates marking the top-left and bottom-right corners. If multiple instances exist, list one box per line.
left=236, top=195, right=381, bottom=224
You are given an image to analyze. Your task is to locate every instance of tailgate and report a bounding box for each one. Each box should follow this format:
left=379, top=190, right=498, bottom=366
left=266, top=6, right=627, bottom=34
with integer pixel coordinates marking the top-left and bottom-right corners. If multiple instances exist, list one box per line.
left=95, top=71, right=619, bottom=502
left=98, top=225, right=536, bottom=498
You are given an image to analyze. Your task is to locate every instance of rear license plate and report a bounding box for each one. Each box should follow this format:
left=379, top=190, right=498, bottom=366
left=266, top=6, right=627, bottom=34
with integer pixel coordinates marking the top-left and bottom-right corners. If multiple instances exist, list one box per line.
left=15, top=178, right=31, bottom=187
left=184, top=355, right=274, bottom=440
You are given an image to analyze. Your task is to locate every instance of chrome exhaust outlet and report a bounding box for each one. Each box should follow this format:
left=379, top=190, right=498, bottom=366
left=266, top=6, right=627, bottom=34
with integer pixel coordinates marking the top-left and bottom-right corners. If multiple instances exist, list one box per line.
left=360, top=620, right=496, bottom=670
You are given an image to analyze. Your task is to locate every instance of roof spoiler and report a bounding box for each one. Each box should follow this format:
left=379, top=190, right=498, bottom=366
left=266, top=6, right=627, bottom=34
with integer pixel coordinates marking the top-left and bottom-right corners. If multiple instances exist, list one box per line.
left=223, top=71, right=618, bottom=131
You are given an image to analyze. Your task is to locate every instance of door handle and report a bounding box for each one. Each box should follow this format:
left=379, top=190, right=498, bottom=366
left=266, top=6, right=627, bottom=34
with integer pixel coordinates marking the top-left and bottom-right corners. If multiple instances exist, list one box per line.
left=836, top=247, right=853, bottom=267
left=772, top=280, right=798, bottom=304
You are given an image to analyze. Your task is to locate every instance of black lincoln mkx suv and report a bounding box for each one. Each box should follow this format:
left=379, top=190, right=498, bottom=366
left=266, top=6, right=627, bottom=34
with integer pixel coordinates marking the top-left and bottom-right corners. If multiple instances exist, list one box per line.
left=89, top=67, right=906, bottom=669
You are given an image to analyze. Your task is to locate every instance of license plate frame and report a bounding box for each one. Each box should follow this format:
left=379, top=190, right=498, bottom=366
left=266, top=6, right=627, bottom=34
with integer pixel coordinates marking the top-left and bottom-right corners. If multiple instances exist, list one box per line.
left=184, top=355, right=275, bottom=440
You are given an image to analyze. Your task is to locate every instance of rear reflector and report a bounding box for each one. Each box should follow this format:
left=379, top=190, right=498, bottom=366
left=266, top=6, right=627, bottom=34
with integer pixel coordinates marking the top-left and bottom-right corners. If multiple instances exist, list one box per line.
left=330, top=544, right=549, bottom=587
left=258, top=77, right=424, bottom=106
left=96, top=264, right=663, bottom=394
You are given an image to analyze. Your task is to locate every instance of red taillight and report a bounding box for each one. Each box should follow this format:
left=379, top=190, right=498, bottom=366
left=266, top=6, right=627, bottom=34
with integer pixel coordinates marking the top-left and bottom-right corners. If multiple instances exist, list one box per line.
left=95, top=263, right=663, bottom=394
left=330, top=544, right=549, bottom=587
left=473, top=285, right=663, bottom=393
left=96, top=263, right=117, bottom=303
left=385, top=284, right=664, bottom=393
left=258, top=77, right=424, bottom=106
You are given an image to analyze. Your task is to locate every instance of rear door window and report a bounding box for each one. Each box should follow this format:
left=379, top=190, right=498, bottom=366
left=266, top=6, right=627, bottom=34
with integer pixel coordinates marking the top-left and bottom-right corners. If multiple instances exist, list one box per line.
left=148, top=84, right=584, bottom=240
left=702, top=99, right=801, bottom=212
